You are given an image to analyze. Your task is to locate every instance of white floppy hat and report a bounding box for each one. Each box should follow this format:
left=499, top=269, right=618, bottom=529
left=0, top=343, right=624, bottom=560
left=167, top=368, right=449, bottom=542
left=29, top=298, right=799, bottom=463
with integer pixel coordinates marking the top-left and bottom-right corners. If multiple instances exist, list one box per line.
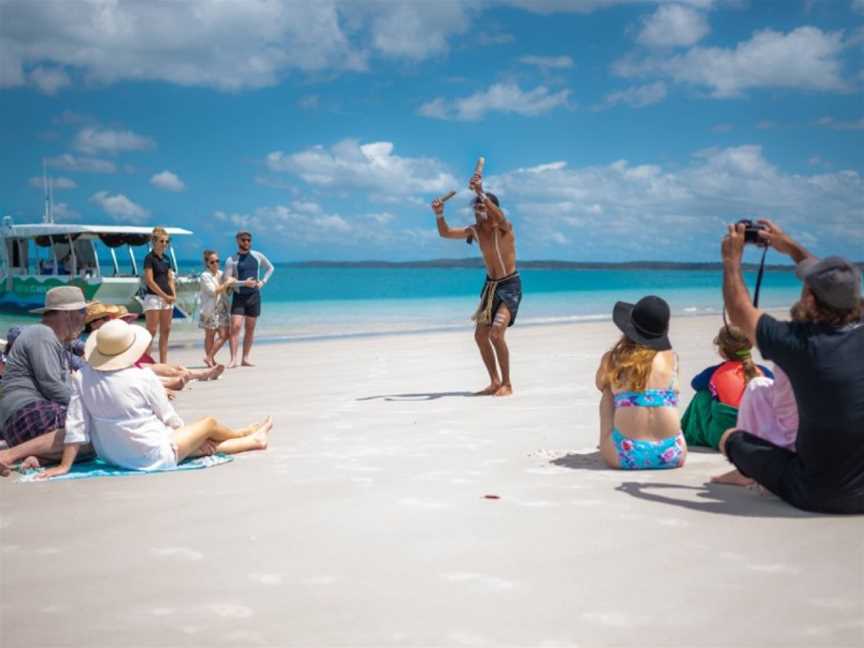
left=29, top=286, right=89, bottom=314
left=84, top=319, right=152, bottom=371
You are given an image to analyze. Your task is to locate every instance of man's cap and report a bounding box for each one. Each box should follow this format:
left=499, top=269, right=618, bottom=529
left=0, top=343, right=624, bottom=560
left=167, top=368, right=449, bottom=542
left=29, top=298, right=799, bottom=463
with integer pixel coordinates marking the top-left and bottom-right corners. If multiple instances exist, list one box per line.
left=795, top=256, right=862, bottom=310
left=29, top=286, right=88, bottom=314
left=236, top=230, right=252, bottom=239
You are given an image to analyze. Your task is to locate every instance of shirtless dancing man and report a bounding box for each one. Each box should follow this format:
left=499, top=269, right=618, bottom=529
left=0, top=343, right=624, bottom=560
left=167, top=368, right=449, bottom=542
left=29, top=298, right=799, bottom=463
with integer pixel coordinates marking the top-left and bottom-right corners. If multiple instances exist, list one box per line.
left=431, top=174, right=521, bottom=396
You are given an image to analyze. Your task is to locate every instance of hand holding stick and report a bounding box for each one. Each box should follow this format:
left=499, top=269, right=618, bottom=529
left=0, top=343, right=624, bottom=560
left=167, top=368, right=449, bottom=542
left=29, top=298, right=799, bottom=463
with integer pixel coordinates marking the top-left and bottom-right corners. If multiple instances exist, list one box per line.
left=431, top=190, right=456, bottom=217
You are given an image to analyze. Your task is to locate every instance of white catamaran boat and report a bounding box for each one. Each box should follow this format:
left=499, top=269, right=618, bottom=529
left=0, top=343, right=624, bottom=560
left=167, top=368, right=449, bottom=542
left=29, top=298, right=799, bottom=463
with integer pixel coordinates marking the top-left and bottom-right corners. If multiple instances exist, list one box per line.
left=0, top=218, right=199, bottom=316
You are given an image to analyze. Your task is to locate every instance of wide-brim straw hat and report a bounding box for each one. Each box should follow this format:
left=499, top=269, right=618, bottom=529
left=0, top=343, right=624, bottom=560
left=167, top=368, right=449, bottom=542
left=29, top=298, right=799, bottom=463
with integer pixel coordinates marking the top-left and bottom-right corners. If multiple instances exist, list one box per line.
left=612, top=295, right=672, bottom=351
left=84, top=319, right=152, bottom=371
left=30, top=286, right=89, bottom=314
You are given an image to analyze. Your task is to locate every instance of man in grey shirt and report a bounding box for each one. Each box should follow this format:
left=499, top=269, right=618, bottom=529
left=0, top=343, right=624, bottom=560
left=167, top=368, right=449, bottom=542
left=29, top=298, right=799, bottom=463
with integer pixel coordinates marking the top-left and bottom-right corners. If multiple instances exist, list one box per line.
left=0, top=287, right=88, bottom=473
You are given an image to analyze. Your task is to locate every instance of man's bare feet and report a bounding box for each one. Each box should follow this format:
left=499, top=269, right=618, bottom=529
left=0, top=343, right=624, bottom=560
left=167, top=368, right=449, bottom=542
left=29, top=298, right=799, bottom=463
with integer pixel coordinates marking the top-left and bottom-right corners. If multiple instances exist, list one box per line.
left=710, top=469, right=755, bottom=487
left=250, top=417, right=273, bottom=449
left=474, top=383, right=501, bottom=396
left=494, top=384, right=513, bottom=397
left=203, top=356, right=214, bottom=368
left=241, top=359, right=255, bottom=367
left=228, top=361, right=239, bottom=369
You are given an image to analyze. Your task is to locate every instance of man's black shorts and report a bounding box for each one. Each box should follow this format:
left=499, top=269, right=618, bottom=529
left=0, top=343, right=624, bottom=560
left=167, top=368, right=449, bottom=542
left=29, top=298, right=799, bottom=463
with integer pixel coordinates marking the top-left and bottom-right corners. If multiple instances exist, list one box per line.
left=231, top=290, right=261, bottom=318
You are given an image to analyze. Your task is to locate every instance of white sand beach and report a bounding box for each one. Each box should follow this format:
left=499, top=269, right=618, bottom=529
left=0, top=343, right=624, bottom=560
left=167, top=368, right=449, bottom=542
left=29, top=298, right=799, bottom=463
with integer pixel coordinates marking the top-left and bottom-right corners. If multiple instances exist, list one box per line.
left=1, top=314, right=862, bottom=647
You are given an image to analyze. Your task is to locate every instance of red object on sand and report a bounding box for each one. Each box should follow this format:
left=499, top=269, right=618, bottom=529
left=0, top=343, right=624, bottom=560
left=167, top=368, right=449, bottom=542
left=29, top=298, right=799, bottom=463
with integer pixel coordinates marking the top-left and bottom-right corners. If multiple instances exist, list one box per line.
left=483, top=494, right=500, bottom=500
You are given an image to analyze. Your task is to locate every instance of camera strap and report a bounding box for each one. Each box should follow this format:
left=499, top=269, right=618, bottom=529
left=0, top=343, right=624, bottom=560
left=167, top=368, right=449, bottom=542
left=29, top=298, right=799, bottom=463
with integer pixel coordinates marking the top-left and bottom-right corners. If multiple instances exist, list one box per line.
left=752, top=245, right=768, bottom=308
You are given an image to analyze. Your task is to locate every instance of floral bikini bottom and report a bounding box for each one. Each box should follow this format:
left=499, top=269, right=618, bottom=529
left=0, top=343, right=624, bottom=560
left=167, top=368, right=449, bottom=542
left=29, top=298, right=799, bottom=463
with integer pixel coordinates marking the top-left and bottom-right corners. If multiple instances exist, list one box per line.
left=611, top=429, right=686, bottom=470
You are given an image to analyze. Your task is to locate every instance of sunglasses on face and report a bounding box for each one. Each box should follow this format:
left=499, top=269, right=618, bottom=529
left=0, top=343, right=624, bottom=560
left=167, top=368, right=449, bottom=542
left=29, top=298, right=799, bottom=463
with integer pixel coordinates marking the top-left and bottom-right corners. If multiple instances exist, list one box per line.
left=208, top=259, right=219, bottom=265
left=158, top=238, right=170, bottom=244
left=239, top=238, right=251, bottom=243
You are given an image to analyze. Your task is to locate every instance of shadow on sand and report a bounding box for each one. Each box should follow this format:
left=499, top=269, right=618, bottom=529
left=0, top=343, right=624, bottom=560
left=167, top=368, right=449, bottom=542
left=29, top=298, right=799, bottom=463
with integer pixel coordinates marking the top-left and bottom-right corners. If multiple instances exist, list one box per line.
left=357, top=391, right=475, bottom=402
left=551, top=451, right=609, bottom=471
left=615, top=482, right=817, bottom=519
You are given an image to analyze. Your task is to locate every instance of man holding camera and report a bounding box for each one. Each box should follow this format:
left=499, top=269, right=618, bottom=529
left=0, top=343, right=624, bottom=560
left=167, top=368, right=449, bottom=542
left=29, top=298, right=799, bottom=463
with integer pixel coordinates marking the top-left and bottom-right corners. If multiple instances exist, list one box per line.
left=719, top=219, right=864, bottom=513
left=431, top=174, right=521, bottom=396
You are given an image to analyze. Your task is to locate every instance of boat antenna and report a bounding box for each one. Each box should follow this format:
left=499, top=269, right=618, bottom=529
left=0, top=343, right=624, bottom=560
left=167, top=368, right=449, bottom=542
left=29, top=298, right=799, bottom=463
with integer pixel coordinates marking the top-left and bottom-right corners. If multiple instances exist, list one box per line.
left=42, top=158, right=55, bottom=224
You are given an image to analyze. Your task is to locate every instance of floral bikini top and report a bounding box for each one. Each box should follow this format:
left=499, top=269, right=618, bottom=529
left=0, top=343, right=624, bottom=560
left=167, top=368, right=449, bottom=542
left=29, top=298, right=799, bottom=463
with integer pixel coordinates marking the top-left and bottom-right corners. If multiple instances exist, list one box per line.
left=612, top=354, right=679, bottom=409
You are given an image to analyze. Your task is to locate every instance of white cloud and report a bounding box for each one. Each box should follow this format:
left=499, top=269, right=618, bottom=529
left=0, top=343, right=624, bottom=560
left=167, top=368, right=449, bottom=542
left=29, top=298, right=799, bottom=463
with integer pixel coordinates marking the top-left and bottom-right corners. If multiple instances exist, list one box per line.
left=89, top=191, right=150, bottom=223
left=419, top=82, right=571, bottom=121
left=615, top=27, right=849, bottom=97
left=74, top=127, right=155, bottom=155
left=28, top=66, right=70, bottom=94
left=213, top=204, right=375, bottom=246
left=519, top=55, right=575, bottom=69
left=0, top=1, right=366, bottom=91
left=504, top=0, right=716, bottom=14
left=46, top=154, right=116, bottom=174
left=28, top=176, right=77, bottom=190
left=817, top=116, right=864, bottom=130
left=266, top=139, right=457, bottom=198
left=363, top=2, right=472, bottom=60
left=600, top=81, right=667, bottom=108
left=485, top=145, right=863, bottom=257
left=150, top=170, right=186, bottom=192
left=51, top=203, right=80, bottom=222
left=297, top=94, right=320, bottom=110
left=637, top=5, right=709, bottom=48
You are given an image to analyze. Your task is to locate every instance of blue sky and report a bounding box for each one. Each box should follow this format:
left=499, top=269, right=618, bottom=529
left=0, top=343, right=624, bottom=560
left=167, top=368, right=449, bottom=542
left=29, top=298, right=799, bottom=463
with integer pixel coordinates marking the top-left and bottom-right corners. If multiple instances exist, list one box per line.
left=1, top=0, right=862, bottom=263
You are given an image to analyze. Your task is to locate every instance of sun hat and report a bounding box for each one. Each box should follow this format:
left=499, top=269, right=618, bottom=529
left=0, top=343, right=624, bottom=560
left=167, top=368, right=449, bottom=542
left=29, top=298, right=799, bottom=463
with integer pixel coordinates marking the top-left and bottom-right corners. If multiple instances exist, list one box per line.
left=795, top=256, right=862, bottom=310
left=29, top=286, right=89, bottom=314
left=85, top=302, right=117, bottom=326
left=84, top=319, right=152, bottom=372
left=612, top=295, right=672, bottom=351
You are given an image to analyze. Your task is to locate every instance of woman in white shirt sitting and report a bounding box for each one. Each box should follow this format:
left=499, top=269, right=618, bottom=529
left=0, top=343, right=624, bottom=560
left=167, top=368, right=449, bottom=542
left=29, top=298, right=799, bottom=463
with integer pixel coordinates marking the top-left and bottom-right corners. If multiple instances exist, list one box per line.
left=38, top=319, right=271, bottom=477
left=198, top=249, right=236, bottom=368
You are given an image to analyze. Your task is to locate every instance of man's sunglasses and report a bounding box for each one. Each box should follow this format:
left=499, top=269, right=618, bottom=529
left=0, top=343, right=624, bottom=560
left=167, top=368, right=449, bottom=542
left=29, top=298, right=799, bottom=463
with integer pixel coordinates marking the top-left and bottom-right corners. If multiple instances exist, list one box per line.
left=208, top=259, right=220, bottom=265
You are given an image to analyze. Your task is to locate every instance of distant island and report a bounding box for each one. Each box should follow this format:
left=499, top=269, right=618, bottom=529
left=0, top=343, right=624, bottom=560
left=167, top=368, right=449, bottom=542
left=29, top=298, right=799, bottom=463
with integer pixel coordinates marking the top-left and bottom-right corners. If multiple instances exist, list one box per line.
left=280, top=258, right=858, bottom=272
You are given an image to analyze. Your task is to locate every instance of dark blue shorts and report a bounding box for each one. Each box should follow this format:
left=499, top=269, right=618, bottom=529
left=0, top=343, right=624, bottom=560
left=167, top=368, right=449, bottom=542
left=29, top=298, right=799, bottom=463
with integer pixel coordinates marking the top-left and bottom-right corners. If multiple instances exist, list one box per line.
left=231, top=290, right=261, bottom=318
left=484, top=273, right=522, bottom=327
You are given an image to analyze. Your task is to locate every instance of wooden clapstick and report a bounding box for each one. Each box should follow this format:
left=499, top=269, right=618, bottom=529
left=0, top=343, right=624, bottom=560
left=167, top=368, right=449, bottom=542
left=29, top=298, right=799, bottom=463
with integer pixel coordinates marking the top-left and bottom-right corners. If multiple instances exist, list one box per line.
left=474, top=156, right=485, bottom=178
left=437, top=190, right=457, bottom=203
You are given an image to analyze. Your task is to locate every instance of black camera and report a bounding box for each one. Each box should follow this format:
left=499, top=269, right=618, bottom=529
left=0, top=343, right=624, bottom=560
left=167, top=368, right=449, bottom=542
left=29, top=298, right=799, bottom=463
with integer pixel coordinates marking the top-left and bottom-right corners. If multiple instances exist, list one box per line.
left=737, top=219, right=767, bottom=246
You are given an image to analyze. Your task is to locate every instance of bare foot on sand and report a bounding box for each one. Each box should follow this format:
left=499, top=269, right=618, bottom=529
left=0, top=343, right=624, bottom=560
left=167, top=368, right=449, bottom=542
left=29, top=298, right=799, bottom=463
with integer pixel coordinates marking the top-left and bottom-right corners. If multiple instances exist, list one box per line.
left=710, top=469, right=755, bottom=487
left=208, top=364, right=225, bottom=381
left=237, top=416, right=271, bottom=436
left=474, top=383, right=501, bottom=396
left=494, top=384, right=513, bottom=397
left=228, top=361, right=239, bottom=369
left=241, top=360, right=255, bottom=367
left=203, top=356, right=214, bottom=368
left=250, top=417, right=273, bottom=449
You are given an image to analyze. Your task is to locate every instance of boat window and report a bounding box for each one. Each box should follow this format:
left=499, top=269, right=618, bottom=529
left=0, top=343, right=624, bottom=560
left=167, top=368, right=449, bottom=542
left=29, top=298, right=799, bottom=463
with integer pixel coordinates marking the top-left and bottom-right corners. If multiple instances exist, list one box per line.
left=73, top=238, right=98, bottom=277
left=6, top=239, right=28, bottom=274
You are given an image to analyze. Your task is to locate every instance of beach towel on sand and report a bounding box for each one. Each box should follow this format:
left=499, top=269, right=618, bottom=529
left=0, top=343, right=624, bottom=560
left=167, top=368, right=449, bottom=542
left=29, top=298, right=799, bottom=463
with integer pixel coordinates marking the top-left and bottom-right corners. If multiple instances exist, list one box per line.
left=16, top=453, right=233, bottom=482
left=680, top=389, right=738, bottom=450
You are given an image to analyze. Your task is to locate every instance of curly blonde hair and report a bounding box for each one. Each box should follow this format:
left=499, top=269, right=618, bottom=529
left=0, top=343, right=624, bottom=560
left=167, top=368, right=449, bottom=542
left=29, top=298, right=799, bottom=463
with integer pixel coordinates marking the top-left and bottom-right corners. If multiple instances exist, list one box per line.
left=605, top=335, right=658, bottom=391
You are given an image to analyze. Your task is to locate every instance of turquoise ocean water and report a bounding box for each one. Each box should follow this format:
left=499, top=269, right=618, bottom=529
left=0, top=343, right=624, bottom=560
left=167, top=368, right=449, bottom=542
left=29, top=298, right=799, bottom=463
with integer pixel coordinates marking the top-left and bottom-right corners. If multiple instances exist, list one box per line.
left=0, top=265, right=804, bottom=344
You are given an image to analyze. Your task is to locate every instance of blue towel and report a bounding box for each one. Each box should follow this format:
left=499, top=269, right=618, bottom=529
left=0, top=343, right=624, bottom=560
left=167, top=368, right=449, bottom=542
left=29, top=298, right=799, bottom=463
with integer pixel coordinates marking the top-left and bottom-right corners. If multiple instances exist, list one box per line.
left=17, top=453, right=233, bottom=482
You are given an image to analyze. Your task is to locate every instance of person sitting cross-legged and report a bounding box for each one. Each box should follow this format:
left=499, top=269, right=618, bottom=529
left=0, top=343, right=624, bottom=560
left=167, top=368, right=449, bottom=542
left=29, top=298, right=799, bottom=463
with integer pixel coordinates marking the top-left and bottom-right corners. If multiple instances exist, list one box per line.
left=37, top=319, right=272, bottom=479
left=718, top=219, right=864, bottom=514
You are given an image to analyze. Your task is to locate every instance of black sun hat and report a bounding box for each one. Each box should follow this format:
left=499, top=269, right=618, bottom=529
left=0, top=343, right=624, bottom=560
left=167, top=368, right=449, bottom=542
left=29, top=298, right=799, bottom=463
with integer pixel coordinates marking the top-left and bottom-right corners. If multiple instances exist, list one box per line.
left=612, top=295, right=672, bottom=351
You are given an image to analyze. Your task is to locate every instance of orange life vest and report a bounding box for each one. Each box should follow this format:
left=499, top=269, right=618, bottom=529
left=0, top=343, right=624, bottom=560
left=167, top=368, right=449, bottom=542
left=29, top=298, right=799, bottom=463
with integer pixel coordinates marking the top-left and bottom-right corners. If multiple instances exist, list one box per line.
left=709, top=360, right=753, bottom=408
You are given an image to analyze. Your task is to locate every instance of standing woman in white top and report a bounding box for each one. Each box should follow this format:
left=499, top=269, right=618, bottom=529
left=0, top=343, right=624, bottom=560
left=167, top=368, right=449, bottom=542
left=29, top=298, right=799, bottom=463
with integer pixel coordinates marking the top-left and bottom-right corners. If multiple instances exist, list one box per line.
left=142, top=227, right=176, bottom=364
left=199, top=249, right=235, bottom=367
left=37, top=320, right=273, bottom=478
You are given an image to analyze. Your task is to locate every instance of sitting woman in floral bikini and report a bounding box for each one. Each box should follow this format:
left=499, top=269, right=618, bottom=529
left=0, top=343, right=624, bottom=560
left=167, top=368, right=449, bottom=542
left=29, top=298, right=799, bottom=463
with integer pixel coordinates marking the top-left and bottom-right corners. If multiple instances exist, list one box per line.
left=595, top=296, right=687, bottom=470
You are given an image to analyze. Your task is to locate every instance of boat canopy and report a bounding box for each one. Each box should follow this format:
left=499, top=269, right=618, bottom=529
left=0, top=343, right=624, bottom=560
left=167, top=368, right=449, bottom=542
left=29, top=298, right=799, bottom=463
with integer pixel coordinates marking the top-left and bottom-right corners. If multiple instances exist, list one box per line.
left=3, top=224, right=192, bottom=246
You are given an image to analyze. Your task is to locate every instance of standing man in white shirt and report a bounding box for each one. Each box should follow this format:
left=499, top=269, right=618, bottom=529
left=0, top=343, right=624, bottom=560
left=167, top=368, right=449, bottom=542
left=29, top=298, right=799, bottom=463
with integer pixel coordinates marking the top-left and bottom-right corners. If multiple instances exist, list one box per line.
left=223, top=230, right=274, bottom=368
